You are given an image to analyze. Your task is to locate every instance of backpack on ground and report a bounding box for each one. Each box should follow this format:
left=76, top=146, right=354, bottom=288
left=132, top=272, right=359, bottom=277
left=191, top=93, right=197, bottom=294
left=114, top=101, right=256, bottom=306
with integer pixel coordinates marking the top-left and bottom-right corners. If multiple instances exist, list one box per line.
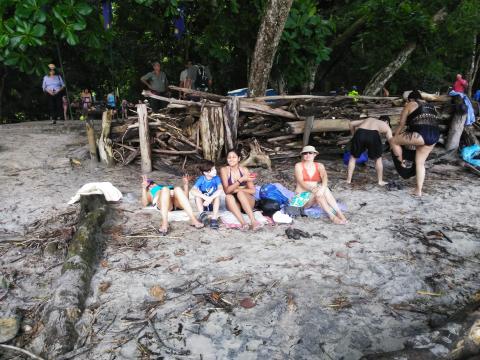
left=195, top=65, right=208, bottom=89
left=259, top=184, right=289, bottom=206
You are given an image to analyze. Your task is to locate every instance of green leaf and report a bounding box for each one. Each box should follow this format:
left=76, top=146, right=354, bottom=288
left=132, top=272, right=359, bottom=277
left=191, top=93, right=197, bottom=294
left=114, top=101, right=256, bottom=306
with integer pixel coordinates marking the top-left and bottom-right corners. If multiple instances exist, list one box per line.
left=31, top=24, right=46, bottom=37
left=76, top=3, right=92, bottom=16
left=72, top=21, right=86, bottom=31
left=66, top=31, right=79, bottom=45
left=0, top=35, right=9, bottom=47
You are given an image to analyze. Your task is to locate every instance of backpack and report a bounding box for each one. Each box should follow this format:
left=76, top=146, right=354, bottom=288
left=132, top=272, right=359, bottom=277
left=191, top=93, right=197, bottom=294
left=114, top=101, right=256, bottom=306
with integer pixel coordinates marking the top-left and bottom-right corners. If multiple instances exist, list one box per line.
left=195, top=65, right=208, bottom=89
left=259, top=184, right=289, bottom=206
left=256, top=198, right=280, bottom=217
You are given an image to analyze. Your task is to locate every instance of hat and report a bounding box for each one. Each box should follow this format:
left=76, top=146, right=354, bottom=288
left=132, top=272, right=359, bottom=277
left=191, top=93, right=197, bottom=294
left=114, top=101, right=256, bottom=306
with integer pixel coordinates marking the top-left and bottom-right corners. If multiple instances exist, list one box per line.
left=301, top=145, right=318, bottom=154
left=48, top=63, right=56, bottom=70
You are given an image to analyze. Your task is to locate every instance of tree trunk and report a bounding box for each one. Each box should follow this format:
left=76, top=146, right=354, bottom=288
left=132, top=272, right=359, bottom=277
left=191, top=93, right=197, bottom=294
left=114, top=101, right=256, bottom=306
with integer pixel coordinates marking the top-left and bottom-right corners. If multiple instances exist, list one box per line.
left=248, top=0, right=293, bottom=97
left=199, top=106, right=225, bottom=161
left=364, top=8, right=447, bottom=96
left=363, top=42, right=417, bottom=96
left=465, top=33, right=479, bottom=97
left=445, top=113, right=467, bottom=151
left=137, top=104, right=152, bottom=173
left=287, top=116, right=400, bottom=134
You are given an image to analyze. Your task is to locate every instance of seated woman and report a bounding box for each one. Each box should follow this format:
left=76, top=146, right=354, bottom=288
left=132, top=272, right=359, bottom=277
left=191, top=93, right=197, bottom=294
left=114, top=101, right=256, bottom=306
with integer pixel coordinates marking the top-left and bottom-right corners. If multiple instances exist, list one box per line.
left=219, top=149, right=260, bottom=230
left=141, top=174, right=203, bottom=235
left=390, top=90, right=440, bottom=196
left=292, top=146, right=347, bottom=225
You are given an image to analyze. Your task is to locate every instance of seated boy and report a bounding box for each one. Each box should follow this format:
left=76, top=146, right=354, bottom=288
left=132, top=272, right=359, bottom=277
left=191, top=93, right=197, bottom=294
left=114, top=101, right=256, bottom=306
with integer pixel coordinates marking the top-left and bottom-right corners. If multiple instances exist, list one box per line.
left=190, top=161, right=223, bottom=229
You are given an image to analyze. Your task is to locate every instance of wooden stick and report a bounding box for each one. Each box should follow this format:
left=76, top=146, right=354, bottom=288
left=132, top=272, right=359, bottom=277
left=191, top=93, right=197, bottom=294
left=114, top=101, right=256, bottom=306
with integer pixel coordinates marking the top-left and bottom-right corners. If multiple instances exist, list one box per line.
left=137, top=104, right=152, bottom=173
left=142, top=90, right=222, bottom=107
left=152, top=149, right=198, bottom=155
left=303, top=115, right=314, bottom=146
left=0, top=344, right=45, bottom=360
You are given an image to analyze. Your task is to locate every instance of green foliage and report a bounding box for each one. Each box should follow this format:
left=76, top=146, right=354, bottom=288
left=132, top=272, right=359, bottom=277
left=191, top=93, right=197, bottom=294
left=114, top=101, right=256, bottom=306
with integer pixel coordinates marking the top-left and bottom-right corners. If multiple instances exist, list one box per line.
left=0, top=0, right=99, bottom=74
left=275, top=0, right=333, bottom=88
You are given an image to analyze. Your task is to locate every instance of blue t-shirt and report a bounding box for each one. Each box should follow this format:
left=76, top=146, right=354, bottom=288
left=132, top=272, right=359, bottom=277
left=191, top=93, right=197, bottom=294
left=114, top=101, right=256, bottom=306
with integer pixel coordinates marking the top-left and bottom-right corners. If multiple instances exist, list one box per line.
left=193, top=175, right=221, bottom=196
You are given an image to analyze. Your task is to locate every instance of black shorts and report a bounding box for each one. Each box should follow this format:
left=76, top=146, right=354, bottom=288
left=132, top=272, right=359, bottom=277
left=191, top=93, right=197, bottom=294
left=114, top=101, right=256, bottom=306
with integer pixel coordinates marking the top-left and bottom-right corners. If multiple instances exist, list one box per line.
left=351, top=128, right=382, bottom=160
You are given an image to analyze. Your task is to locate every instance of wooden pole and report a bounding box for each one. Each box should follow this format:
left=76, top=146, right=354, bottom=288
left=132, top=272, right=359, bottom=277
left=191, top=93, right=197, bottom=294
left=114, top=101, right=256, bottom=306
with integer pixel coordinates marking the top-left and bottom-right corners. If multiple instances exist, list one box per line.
left=98, top=110, right=115, bottom=167
left=137, top=104, right=152, bottom=173
left=287, top=116, right=400, bottom=134
left=85, top=119, right=97, bottom=161
left=223, top=96, right=239, bottom=151
left=445, top=113, right=467, bottom=151
left=302, top=116, right=314, bottom=146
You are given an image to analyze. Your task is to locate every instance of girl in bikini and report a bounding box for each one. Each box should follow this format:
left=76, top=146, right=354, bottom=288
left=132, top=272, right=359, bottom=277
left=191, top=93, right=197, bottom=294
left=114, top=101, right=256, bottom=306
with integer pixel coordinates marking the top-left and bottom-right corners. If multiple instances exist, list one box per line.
left=292, top=145, right=347, bottom=225
left=219, top=149, right=261, bottom=230
left=141, top=174, right=203, bottom=235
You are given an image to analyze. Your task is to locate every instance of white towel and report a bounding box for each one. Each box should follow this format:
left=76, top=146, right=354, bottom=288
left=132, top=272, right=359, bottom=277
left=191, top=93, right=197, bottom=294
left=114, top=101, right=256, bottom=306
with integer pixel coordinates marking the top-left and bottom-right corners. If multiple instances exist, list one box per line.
left=68, top=182, right=123, bottom=204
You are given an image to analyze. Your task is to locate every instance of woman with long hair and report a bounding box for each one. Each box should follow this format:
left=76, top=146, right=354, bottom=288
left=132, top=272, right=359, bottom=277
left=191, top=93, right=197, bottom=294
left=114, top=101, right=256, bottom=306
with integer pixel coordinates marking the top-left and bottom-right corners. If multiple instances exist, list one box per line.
left=219, top=149, right=260, bottom=230
left=390, top=90, right=440, bottom=196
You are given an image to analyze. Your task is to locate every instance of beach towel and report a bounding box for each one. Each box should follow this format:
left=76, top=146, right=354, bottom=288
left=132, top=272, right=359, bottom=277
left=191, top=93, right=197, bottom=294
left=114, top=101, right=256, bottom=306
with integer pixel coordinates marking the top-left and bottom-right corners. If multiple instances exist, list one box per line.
left=68, top=182, right=122, bottom=204
left=449, top=90, right=476, bottom=126
left=461, top=144, right=480, bottom=167
left=220, top=211, right=269, bottom=229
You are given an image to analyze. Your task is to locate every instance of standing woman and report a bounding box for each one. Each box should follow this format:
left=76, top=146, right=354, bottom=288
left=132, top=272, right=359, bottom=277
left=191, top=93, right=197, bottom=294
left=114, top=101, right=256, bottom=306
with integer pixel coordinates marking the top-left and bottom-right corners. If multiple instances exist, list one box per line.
left=220, top=149, right=260, bottom=230
left=292, top=146, right=347, bottom=225
left=390, top=90, right=440, bottom=196
left=42, top=64, right=65, bottom=124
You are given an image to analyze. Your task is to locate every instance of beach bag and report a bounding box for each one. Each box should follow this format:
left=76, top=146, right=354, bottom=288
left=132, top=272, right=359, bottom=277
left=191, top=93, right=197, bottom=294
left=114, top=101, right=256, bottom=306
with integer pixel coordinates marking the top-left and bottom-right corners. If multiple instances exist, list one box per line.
left=256, top=199, right=280, bottom=217
left=343, top=150, right=368, bottom=165
left=259, top=184, right=289, bottom=206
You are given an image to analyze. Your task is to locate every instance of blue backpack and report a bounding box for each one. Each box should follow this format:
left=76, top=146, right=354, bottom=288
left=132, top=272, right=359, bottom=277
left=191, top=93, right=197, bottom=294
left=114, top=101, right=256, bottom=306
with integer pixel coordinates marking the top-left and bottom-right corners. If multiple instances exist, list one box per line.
left=259, top=184, right=289, bottom=206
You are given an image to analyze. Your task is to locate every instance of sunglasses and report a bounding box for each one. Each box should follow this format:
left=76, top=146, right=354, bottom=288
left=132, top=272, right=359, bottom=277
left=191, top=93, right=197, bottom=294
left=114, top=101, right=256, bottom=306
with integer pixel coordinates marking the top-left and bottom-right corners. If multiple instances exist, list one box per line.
left=302, top=152, right=316, bottom=155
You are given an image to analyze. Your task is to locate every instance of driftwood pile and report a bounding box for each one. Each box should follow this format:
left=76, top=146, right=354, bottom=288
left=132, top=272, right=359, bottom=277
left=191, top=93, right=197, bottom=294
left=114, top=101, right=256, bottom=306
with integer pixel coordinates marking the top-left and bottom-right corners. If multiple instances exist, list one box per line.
left=104, top=86, right=479, bottom=172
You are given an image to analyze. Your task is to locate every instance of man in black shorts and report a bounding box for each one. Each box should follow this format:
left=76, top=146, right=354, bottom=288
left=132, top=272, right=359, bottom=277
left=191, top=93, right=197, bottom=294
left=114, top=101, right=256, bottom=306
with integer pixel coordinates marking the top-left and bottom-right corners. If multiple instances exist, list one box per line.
left=346, top=116, right=393, bottom=185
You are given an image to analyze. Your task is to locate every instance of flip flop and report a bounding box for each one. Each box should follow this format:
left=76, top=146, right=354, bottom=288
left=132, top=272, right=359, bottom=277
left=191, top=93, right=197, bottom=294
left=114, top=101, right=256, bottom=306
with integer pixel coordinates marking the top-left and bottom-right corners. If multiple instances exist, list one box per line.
left=198, top=211, right=209, bottom=225
left=210, top=219, right=219, bottom=229
left=191, top=223, right=205, bottom=229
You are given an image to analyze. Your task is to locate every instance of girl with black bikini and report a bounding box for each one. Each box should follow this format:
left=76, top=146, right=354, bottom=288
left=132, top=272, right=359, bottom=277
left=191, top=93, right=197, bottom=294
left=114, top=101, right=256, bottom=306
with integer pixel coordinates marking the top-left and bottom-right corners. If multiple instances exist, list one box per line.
left=391, top=90, right=440, bottom=197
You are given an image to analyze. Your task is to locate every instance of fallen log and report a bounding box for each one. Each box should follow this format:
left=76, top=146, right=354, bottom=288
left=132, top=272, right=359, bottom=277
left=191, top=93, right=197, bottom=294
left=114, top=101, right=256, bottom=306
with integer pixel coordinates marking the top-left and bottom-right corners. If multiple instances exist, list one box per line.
left=142, top=90, right=222, bottom=107
left=199, top=106, right=225, bottom=161
left=239, top=100, right=298, bottom=119
left=30, top=196, right=108, bottom=358
left=287, top=116, right=400, bottom=134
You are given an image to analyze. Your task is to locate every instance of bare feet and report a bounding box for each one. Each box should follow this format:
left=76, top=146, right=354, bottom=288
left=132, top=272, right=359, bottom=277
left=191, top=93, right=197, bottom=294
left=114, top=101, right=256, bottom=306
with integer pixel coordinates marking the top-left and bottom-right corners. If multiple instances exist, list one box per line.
left=378, top=181, right=388, bottom=186
left=190, top=219, right=204, bottom=229
left=250, top=221, right=262, bottom=231
left=240, top=223, right=249, bottom=231
left=331, top=216, right=346, bottom=225
left=410, top=189, right=422, bottom=197
left=159, top=224, right=169, bottom=235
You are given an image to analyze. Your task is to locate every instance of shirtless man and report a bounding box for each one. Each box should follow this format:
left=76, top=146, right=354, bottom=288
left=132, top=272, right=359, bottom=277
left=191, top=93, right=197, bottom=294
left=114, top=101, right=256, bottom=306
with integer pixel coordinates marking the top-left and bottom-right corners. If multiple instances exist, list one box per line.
left=346, top=116, right=393, bottom=185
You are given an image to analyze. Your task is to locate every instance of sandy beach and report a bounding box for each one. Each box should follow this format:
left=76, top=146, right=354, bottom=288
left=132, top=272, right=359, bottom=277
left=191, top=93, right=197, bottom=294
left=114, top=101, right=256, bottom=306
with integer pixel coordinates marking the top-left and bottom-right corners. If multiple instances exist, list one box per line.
left=1, top=121, right=479, bottom=359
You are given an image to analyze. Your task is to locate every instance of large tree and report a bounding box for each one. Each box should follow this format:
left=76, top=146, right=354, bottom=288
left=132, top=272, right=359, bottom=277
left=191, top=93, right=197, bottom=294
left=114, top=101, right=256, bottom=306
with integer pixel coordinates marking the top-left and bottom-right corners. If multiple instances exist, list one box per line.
left=248, top=0, right=293, bottom=97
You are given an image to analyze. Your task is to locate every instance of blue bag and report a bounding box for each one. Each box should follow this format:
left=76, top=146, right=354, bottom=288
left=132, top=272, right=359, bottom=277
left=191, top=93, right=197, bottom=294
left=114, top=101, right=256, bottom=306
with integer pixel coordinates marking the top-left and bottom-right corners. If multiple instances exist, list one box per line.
left=461, top=144, right=480, bottom=167
left=343, top=150, right=368, bottom=165
left=259, top=184, right=289, bottom=206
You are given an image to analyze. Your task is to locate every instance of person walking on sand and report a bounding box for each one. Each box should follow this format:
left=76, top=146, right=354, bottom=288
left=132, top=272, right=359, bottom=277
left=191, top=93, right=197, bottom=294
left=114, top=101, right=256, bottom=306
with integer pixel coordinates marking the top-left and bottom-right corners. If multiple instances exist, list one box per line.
left=219, top=149, right=260, bottom=230
left=292, top=145, right=347, bottom=225
left=141, top=175, right=203, bottom=235
left=390, top=90, right=440, bottom=197
left=346, top=116, right=393, bottom=186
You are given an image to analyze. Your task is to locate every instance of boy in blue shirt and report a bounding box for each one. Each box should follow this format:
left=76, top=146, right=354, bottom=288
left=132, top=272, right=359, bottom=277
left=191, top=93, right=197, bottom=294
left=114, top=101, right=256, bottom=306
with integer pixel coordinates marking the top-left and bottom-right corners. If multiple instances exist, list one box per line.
left=191, top=161, right=223, bottom=229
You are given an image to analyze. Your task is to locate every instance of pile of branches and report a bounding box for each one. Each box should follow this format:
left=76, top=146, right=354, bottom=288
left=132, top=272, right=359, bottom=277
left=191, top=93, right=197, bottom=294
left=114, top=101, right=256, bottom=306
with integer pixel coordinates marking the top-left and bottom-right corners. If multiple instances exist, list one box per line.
left=108, top=87, right=479, bottom=170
